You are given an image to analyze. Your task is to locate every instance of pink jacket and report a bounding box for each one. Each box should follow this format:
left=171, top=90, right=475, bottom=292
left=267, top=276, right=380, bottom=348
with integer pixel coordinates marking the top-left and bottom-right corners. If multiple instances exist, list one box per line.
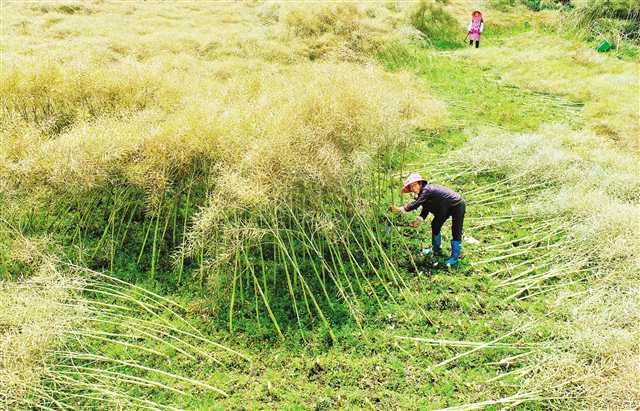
left=468, top=19, right=484, bottom=41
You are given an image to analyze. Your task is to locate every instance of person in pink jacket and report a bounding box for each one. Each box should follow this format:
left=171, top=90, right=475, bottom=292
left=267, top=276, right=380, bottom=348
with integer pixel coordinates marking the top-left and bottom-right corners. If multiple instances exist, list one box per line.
left=468, top=10, right=484, bottom=48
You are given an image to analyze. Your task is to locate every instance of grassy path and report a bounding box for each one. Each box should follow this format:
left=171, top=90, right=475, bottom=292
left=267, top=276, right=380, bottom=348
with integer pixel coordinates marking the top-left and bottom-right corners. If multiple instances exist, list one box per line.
left=382, top=45, right=583, bottom=133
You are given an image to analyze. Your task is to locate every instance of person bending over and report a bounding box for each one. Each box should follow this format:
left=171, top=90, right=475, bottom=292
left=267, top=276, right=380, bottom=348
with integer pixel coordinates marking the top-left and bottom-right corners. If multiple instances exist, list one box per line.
left=390, top=173, right=466, bottom=266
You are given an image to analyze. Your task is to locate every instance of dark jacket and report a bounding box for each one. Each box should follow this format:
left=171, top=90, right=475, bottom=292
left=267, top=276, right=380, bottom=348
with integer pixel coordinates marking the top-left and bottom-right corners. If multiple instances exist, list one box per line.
left=403, top=183, right=463, bottom=220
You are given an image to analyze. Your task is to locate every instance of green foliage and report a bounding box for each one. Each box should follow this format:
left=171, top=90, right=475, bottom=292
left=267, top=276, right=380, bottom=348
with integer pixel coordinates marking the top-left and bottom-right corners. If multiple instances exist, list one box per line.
left=578, top=0, right=640, bottom=19
left=569, top=0, right=640, bottom=47
left=587, top=13, right=640, bottom=41
left=521, top=0, right=572, bottom=11
left=490, top=0, right=518, bottom=12
left=491, top=0, right=571, bottom=11
left=409, top=0, right=463, bottom=49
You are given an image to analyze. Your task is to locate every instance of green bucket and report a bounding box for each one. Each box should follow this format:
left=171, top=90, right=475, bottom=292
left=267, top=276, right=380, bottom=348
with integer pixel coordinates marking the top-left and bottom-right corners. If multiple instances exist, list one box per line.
left=596, top=40, right=612, bottom=53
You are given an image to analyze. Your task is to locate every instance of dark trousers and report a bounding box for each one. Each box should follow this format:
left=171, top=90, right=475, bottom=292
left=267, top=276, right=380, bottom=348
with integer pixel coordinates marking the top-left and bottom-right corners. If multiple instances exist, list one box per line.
left=469, top=39, right=479, bottom=48
left=431, top=201, right=466, bottom=242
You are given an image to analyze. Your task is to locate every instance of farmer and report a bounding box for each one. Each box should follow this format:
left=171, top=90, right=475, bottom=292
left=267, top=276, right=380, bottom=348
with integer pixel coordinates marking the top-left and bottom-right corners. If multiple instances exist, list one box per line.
left=467, top=10, right=484, bottom=48
left=389, top=173, right=466, bottom=266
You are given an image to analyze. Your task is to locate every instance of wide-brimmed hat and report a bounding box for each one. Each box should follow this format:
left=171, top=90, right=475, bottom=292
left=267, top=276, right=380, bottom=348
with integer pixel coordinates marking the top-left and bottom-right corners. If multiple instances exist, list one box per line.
left=401, top=173, right=426, bottom=193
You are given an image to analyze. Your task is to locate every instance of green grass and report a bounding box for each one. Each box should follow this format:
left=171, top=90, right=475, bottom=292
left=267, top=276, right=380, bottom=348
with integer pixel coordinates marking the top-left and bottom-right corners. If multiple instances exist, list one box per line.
left=34, top=25, right=592, bottom=409
left=379, top=44, right=583, bottom=133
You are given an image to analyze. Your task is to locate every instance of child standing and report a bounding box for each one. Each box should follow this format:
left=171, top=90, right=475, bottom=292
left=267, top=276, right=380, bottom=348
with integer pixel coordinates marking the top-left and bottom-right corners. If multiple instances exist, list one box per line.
left=468, top=10, right=483, bottom=48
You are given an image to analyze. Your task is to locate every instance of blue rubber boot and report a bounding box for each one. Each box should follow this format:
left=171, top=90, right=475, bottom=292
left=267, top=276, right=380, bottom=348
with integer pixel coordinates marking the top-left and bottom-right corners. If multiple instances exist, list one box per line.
left=446, top=240, right=462, bottom=266
left=422, top=234, right=442, bottom=256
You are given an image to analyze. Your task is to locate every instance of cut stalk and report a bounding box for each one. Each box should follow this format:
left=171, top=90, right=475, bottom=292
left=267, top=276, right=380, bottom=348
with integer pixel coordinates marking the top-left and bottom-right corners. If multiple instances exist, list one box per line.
left=56, top=352, right=229, bottom=397
left=150, top=209, right=163, bottom=280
